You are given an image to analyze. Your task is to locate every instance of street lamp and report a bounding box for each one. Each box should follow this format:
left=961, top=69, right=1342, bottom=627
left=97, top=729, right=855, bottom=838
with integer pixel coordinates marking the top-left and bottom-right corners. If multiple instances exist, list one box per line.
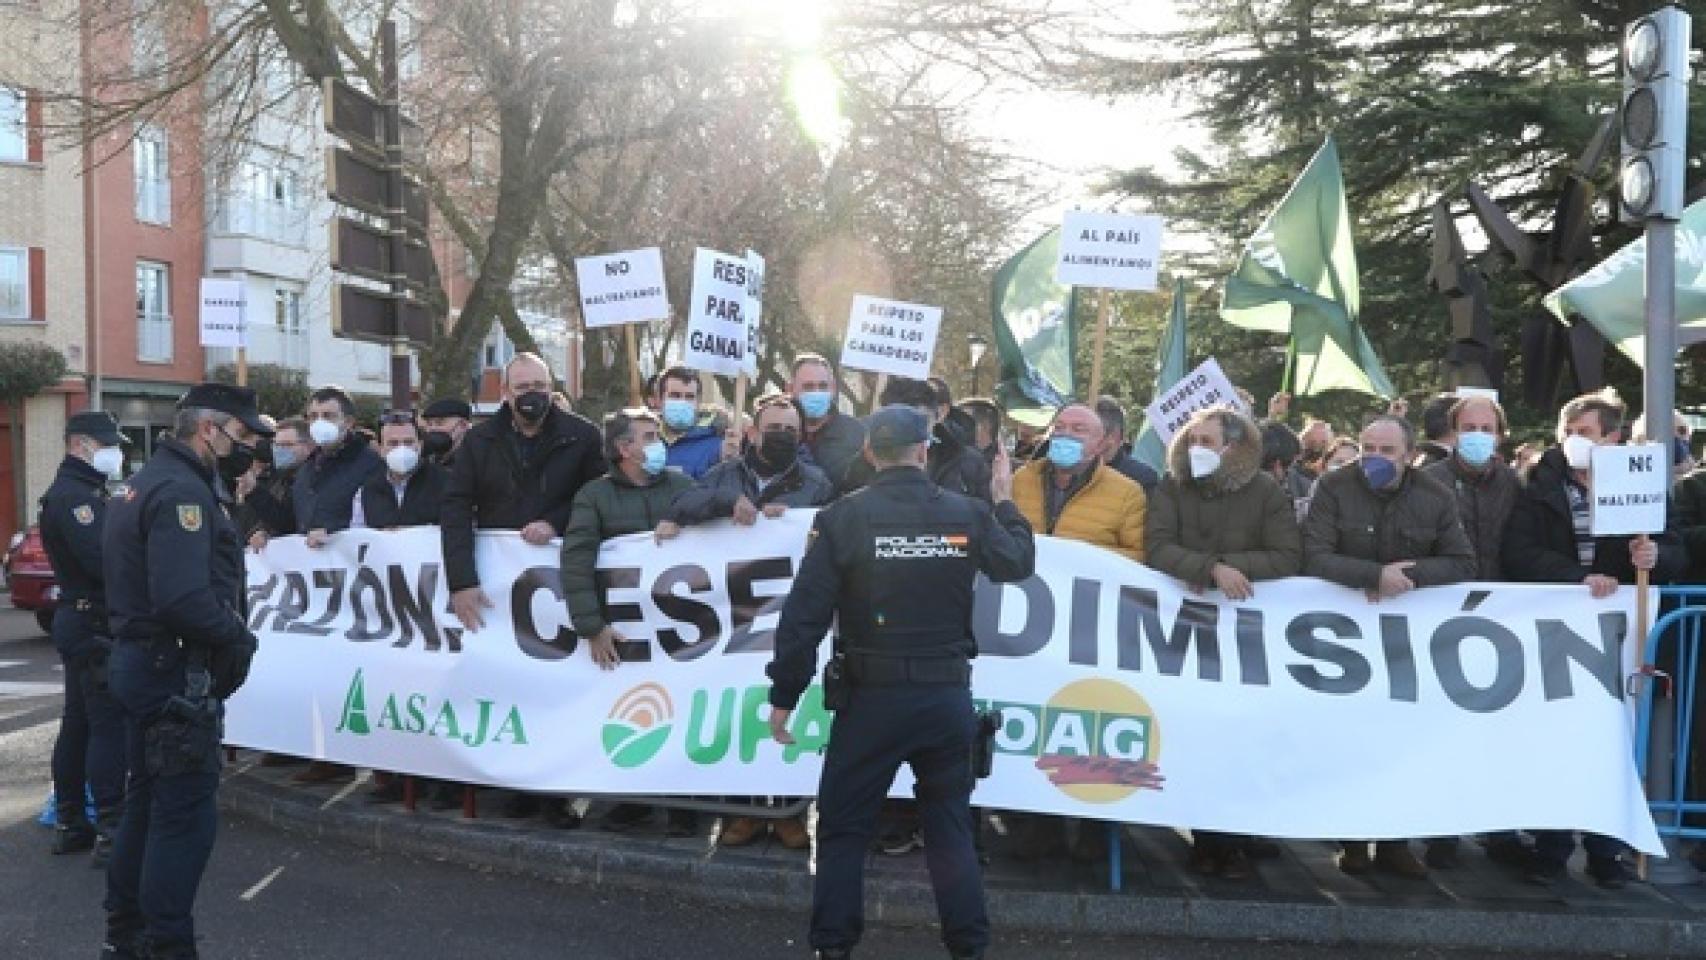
left=967, top=332, right=989, bottom=396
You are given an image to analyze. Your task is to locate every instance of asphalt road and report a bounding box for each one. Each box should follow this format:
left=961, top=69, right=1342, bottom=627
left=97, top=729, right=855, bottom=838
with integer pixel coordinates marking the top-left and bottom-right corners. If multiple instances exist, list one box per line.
left=0, top=605, right=1631, bottom=959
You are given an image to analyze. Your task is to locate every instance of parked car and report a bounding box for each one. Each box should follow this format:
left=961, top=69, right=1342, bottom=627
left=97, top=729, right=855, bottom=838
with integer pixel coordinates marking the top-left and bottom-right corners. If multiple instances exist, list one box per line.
left=7, top=526, right=58, bottom=635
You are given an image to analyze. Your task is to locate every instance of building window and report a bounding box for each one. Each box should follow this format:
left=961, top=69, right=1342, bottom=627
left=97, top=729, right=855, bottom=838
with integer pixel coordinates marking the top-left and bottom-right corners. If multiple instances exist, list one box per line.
left=134, top=125, right=170, bottom=224
left=215, top=157, right=306, bottom=245
left=274, top=285, right=303, bottom=332
left=136, top=261, right=171, bottom=362
left=0, top=248, right=26, bottom=319
left=0, top=87, right=23, bottom=162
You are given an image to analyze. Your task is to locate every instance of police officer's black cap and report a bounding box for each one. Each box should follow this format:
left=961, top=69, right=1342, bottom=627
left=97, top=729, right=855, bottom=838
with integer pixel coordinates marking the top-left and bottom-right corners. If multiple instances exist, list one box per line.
left=177, top=383, right=275, bottom=437
left=867, top=405, right=931, bottom=450
left=65, top=411, right=126, bottom=446
left=422, top=398, right=473, bottom=420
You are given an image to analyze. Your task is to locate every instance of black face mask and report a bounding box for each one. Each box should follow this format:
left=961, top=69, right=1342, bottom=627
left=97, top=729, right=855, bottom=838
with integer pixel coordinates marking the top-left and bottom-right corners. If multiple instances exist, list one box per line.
left=514, top=391, right=551, bottom=424
left=422, top=430, right=454, bottom=458
left=758, top=431, right=799, bottom=470
left=217, top=428, right=256, bottom=485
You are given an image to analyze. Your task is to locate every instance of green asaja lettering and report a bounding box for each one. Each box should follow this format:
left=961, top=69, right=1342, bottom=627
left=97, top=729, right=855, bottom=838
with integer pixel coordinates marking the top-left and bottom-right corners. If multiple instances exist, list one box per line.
left=333, top=671, right=523, bottom=747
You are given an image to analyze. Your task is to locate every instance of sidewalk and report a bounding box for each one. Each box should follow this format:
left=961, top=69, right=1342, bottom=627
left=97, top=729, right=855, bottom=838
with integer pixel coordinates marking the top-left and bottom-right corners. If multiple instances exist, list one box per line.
left=221, top=759, right=1706, bottom=957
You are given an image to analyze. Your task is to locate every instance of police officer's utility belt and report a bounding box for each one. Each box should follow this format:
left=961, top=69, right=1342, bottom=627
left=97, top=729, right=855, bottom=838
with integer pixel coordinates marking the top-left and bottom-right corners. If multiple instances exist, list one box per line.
left=843, top=653, right=970, bottom=686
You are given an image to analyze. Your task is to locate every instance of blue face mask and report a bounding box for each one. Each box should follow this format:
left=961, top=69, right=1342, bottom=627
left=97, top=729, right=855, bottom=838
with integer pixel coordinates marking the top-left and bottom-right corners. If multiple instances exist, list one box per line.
left=271, top=446, right=297, bottom=471
left=1360, top=454, right=1398, bottom=490
left=799, top=391, right=833, bottom=420
left=1047, top=435, right=1085, bottom=470
left=641, top=440, right=668, bottom=476
left=662, top=399, right=697, bottom=432
left=1456, top=431, right=1496, bottom=467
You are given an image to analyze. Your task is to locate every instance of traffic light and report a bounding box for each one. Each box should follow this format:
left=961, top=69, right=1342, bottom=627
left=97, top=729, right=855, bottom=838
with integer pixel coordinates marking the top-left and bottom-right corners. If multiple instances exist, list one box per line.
left=1619, top=6, right=1691, bottom=221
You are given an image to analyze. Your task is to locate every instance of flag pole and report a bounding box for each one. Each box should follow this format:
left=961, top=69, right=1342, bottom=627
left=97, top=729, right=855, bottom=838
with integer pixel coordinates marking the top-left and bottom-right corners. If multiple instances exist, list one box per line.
left=1087, top=288, right=1111, bottom=400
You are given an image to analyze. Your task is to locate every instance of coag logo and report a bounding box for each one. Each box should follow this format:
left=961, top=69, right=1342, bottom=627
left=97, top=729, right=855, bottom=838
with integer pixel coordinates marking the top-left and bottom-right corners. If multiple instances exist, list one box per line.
left=603, top=683, right=675, bottom=769
left=982, top=679, right=1164, bottom=804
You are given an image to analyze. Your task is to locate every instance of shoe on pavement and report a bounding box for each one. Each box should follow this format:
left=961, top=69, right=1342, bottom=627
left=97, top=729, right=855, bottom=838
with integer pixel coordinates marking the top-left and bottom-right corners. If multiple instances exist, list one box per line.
left=1338, top=843, right=1372, bottom=876
left=1188, top=845, right=1220, bottom=878
left=602, top=803, right=653, bottom=832
left=291, top=761, right=353, bottom=784
left=665, top=809, right=699, bottom=838
left=1522, top=854, right=1568, bottom=886
left=773, top=816, right=811, bottom=850
left=1374, top=842, right=1429, bottom=879
left=542, top=797, right=582, bottom=830
left=51, top=823, right=96, bottom=856
left=365, top=778, right=407, bottom=805
left=718, top=816, right=763, bottom=847
left=1588, top=855, right=1635, bottom=890
left=1484, top=835, right=1532, bottom=869
left=1245, top=837, right=1282, bottom=860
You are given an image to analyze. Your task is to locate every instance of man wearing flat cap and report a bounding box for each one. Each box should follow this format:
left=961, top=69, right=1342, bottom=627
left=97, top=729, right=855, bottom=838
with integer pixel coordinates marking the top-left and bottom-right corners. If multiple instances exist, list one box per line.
left=39, top=410, right=128, bottom=863
left=766, top=405, right=1034, bottom=960
left=420, top=397, right=473, bottom=467
left=99, top=383, right=272, bottom=960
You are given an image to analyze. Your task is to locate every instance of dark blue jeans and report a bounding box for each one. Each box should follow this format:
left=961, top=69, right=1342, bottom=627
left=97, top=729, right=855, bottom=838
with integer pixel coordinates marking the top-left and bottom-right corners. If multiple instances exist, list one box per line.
left=811, top=683, right=987, bottom=956
left=52, top=647, right=127, bottom=816
left=104, top=639, right=220, bottom=955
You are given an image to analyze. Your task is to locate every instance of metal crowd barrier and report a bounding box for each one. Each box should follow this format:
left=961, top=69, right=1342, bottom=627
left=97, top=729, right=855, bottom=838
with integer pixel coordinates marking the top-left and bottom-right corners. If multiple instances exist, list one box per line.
left=1634, top=586, right=1706, bottom=840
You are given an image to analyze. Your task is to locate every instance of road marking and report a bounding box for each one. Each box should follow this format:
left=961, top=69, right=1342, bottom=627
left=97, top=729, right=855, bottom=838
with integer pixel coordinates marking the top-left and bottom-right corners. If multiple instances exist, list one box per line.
left=239, top=866, right=285, bottom=901
left=319, top=773, right=370, bottom=811
left=0, top=680, right=62, bottom=698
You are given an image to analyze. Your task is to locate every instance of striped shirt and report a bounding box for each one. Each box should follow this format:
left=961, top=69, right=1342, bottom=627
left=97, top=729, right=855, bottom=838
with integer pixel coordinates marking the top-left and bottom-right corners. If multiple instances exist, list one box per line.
left=1566, top=480, right=1595, bottom=567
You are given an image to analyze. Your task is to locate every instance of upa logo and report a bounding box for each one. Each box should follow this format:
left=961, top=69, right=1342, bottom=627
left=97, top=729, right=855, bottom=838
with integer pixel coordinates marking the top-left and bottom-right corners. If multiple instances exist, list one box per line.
left=985, top=678, right=1165, bottom=804
left=603, top=683, right=675, bottom=769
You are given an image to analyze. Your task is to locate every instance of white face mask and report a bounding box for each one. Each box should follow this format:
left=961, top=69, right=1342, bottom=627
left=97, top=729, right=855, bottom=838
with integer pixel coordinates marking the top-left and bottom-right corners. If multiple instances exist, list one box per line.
left=1187, top=445, right=1223, bottom=479
left=1562, top=434, right=1596, bottom=471
left=91, top=446, right=125, bottom=477
left=309, top=419, right=342, bottom=447
left=385, top=446, right=420, bottom=476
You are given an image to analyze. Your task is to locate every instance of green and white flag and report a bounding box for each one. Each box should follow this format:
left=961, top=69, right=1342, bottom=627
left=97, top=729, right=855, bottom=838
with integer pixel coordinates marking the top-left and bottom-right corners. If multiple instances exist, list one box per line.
left=1221, top=137, right=1395, bottom=399
left=1544, top=197, right=1706, bottom=365
left=1131, top=278, right=1189, bottom=472
left=992, top=228, right=1078, bottom=425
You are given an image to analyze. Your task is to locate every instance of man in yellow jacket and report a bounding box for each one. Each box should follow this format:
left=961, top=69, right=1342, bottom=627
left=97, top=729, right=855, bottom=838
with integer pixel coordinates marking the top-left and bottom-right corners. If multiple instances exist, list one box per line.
left=1012, top=403, right=1146, bottom=562
left=1009, top=402, right=1146, bottom=862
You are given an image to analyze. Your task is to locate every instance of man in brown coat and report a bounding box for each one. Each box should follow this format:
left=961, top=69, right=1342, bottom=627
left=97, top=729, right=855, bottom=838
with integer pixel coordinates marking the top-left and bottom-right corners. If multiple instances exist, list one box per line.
left=1146, top=407, right=1301, bottom=879
left=1304, top=413, right=1475, bottom=878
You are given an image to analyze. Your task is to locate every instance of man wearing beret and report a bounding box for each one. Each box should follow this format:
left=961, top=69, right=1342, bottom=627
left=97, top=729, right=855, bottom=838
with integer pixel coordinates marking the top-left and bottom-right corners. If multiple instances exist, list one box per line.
left=100, top=383, right=271, bottom=960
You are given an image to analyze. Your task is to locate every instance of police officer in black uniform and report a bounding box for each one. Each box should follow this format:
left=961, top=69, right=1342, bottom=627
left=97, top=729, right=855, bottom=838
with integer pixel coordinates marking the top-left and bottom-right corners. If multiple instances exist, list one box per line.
left=40, top=411, right=128, bottom=863
left=767, top=406, right=1035, bottom=960
left=100, top=384, right=270, bottom=960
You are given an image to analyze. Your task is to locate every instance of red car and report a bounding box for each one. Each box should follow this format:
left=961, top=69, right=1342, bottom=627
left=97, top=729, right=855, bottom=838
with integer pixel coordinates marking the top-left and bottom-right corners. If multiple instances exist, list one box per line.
left=7, top=525, right=58, bottom=635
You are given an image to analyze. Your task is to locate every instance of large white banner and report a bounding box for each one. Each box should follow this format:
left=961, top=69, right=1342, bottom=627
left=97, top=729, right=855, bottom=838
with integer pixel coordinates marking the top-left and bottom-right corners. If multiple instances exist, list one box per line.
left=229, top=521, right=1662, bottom=853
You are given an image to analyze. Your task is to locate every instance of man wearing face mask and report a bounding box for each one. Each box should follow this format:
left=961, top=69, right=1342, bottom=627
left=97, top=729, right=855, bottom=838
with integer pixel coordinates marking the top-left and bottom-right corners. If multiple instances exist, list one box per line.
left=651, top=365, right=725, bottom=479
left=293, top=386, right=384, bottom=549
left=790, top=353, right=866, bottom=493
left=1303, top=413, right=1473, bottom=879
left=99, top=384, right=270, bottom=960
left=442, top=353, right=605, bottom=637
left=559, top=408, right=696, bottom=834
left=1501, top=388, right=1685, bottom=889
left=1145, top=406, right=1300, bottom=879
left=38, top=411, right=128, bottom=863
left=241, top=417, right=309, bottom=551
left=841, top=378, right=991, bottom=501
left=419, top=398, right=472, bottom=467
left=351, top=412, right=447, bottom=530
left=657, top=394, right=832, bottom=850
left=1011, top=402, right=1145, bottom=562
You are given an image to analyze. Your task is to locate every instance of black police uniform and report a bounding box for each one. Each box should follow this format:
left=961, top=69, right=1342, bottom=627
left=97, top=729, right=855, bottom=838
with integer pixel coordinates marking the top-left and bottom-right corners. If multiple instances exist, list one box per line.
left=767, top=408, right=1035, bottom=960
left=39, top=412, right=127, bottom=859
left=101, top=385, right=269, bottom=960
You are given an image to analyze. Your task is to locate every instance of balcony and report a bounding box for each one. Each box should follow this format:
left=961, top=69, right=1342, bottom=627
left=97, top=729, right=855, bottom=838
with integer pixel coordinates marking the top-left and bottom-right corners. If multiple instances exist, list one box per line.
left=138, top=311, right=173, bottom=363
left=212, top=196, right=310, bottom=248
left=136, top=177, right=171, bottom=225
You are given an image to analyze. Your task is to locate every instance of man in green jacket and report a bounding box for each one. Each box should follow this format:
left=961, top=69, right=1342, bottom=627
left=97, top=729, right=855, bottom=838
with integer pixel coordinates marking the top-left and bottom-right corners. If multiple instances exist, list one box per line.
left=560, top=407, right=696, bottom=835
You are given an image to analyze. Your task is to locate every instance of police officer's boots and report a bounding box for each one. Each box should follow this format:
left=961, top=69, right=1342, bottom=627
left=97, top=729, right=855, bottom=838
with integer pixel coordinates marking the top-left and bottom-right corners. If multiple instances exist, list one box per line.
left=91, top=805, right=122, bottom=868
left=51, top=799, right=96, bottom=855
left=99, top=913, right=146, bottom=959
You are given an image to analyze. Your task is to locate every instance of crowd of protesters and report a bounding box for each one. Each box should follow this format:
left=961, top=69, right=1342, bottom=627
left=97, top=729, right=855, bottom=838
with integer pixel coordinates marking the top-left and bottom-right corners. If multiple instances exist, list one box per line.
left=205, top=350, right=1706, bottom=892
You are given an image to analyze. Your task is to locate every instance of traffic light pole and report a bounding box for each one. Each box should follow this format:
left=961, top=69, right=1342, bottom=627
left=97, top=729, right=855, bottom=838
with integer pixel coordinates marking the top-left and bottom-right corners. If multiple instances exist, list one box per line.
left=381, top=20, right=411, bottom=412
left=1645, top=217, right=1676, bottom=467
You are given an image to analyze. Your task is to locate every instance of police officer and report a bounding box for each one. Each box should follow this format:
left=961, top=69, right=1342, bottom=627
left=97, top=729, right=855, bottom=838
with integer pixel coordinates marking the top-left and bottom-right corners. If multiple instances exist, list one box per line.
left=100, top=384, right=270, bottom=960
left=40, top=411, right=128, bottom=863
left=767, top=406, right=1035, bottom=960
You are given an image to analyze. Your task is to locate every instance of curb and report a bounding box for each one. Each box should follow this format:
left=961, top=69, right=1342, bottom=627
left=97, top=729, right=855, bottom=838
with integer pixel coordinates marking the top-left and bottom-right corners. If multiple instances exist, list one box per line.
left=220, top=774, right=1706, bottom=956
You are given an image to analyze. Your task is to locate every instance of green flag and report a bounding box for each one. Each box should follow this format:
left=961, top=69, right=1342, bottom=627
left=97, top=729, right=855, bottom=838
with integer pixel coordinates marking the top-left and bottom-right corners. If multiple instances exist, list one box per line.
left=1131, top=277, right=1189, bottom=471
left=992, top=228, right=1078, bottom=426
left=1221, top=137, right=1395, bottom=399
left=1543, top=197, right=1706, bottom=365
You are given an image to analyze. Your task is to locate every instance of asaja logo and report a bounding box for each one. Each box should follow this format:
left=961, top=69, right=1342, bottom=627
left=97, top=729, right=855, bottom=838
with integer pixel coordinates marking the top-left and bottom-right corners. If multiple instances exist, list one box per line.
left=334, top=668, right=527, bottom=748
left=603, top=683, right=675, bottom=769
left=981, top=678, right=1165, bottom=804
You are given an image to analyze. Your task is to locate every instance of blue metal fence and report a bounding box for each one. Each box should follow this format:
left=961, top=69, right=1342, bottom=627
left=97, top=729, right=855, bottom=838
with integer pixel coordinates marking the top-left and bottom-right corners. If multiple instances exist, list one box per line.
left=1634, top=587, right=1706, bottom=840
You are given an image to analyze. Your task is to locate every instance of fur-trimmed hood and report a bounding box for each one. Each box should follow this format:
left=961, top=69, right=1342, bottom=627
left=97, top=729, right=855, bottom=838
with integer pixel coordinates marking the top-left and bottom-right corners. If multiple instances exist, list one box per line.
left=1165, top=410, right=1262, bottom=496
